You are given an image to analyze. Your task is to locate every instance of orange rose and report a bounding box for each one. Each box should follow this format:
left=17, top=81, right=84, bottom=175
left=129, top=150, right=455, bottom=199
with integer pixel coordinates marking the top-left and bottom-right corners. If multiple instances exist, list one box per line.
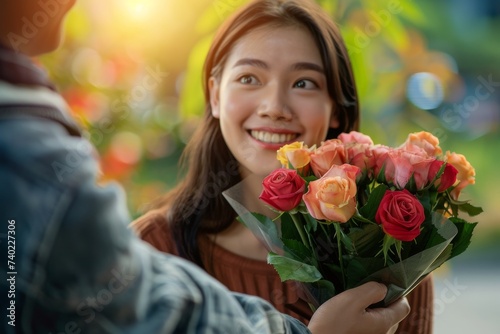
left=303, top=164, right=360, bottom=223
left=277, top=142, right=311, bottom=173
left=310, top=139, right=347, bottom=177
left=400, top=131, right=443, bottom=157
left=446, top=151, right=476, bottom=200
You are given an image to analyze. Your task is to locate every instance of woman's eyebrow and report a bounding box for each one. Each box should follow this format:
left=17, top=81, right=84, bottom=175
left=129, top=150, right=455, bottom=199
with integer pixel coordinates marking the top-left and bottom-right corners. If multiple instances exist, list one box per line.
left=290, top=62, right=324, bottom=74
left=233, top=58, right=268, bottom=69
left=232, top=58, right=324, bottom=74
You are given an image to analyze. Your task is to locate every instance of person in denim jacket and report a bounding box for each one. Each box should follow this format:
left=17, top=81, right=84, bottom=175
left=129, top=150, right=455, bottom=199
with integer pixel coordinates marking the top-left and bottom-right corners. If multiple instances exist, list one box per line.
left=0, top=1, right=409, bottom=333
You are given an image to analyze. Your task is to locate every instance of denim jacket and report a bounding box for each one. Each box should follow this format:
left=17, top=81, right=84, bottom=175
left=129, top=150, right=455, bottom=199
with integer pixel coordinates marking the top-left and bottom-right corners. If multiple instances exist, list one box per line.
left=0, top=47, right=310, bottom=334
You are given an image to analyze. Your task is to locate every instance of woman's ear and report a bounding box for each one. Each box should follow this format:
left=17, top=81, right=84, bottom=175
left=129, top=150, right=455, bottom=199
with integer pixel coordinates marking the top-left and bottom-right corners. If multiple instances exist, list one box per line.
left=209, top=77, right=220, bottom=119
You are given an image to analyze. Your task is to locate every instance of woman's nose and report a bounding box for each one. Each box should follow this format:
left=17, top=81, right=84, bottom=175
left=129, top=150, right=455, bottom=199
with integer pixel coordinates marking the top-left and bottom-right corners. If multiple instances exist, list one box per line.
left=257, top=85, right=293, bottom=121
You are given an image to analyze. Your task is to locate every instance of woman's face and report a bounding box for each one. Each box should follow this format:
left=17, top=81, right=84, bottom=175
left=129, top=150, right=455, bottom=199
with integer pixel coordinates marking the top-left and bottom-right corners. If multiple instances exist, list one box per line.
left=209, top=25, right=337, bottom=178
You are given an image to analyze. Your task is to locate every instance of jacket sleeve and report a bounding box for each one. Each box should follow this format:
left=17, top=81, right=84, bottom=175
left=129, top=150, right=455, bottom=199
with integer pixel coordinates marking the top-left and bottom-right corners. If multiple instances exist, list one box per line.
left=32, top=180, right=311, bottom=333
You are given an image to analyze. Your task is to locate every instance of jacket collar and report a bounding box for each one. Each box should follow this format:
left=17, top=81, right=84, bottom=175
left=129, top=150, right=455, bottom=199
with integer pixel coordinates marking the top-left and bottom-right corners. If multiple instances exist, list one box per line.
left=0, top=43, right=56, bottom=91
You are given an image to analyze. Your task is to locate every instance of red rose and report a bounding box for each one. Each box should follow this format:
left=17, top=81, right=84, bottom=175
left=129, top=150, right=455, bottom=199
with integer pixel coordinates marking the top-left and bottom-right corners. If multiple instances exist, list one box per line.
left=259, top=168, right=306, bottom=211
left=428, top=160, right=458, bottom=192
left=375, top=189, right=425, bottom=241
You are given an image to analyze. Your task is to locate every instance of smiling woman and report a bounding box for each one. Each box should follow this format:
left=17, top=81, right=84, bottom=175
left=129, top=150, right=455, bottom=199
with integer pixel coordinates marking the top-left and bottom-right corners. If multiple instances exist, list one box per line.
left=131, top=0, right=433, bottom=333
left=209, top=25, right=335, bottom=178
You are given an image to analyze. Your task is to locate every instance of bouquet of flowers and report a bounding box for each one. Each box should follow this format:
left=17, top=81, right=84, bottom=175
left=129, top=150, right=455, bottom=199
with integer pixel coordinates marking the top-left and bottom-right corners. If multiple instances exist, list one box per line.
left=223, top=131, right=482, bottom=309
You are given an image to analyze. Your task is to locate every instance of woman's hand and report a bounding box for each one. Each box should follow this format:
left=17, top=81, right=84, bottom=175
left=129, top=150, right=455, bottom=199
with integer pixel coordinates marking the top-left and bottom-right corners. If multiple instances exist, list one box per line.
left=308, top=282, right=410, bottom=334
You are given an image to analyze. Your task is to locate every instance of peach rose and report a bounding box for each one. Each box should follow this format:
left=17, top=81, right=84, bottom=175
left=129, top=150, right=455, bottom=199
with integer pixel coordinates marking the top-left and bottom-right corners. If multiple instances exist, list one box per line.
left=303, top=164, right=360, bottom=223
left=310, top=139, right=347, bottom=177
left=277, top=142, right=311, bottom=173
left=400, top=131, right=443, bottom=157
left=446, top=151, right=476, bottom=200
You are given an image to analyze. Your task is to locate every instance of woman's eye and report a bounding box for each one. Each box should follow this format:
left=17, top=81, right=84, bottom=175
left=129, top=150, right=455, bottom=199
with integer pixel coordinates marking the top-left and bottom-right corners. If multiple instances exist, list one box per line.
left=294, top=79, right=317, bottom=89
left=239, top=75, right=258, bottom=85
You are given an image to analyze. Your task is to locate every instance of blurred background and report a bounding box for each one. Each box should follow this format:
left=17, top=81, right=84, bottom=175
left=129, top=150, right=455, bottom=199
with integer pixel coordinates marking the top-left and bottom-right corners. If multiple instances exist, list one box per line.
left=39, top=0, right=499, bottom=332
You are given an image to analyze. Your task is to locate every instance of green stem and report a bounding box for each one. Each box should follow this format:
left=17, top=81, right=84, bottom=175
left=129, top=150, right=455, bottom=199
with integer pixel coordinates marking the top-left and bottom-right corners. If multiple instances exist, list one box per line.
left=290, top=214, right=310, bottom=250
left=333, top=223, right=346, bottom=289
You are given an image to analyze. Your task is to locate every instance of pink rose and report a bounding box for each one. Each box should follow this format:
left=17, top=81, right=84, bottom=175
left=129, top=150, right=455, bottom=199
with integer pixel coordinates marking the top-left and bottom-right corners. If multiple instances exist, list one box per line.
left=259, top=168, right=306, bottom=211
left=374, top=148, right=435, bottom=190
left=373, top=148, right=413, bottom=189
left=310, top=139, right=347, bottom=177
left=345, top=143, right=375, bottom=176
left=303, top=164, right=360, bottom=223
left=375, top=189, right=425, bottom=241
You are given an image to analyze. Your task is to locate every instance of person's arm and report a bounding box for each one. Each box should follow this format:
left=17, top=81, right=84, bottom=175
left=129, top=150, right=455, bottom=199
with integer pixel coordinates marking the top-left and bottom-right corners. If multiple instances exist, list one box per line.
left=33, top=178, right=310, bottom=333
left=308, top=282, right=410, bottom=334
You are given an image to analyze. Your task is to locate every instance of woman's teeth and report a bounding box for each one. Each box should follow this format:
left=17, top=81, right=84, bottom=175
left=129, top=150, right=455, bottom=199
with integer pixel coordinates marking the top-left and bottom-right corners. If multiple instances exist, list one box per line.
left=250, top=130, right=297, bottom=143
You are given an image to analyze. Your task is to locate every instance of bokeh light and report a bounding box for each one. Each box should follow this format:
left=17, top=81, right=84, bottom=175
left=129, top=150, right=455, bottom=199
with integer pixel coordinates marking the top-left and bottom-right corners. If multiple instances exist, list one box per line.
left=406, top=72, right=444, bottom=110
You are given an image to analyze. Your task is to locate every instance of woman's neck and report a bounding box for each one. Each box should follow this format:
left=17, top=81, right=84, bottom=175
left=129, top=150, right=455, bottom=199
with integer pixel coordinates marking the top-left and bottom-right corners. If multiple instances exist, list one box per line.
left=210, top=173, right=278, bottom=261
left=210, top=220, right=269, bottom=261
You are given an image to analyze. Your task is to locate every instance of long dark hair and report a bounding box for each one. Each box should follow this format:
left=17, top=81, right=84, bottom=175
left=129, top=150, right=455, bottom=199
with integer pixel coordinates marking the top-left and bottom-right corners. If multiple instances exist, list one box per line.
left=156, top=0, right=360, bottom=268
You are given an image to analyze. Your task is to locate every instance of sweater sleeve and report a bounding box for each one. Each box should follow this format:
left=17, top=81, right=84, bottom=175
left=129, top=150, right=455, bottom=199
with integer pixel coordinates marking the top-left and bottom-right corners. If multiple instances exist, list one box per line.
left=395, top=274, right=434, bottom=334
left=130, top=209, right=179, bottom=255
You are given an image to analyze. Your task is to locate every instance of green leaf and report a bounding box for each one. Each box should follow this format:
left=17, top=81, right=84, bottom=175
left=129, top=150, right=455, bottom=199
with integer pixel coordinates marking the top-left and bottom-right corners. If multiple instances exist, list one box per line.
left=381, top=234, right=396, bottom=264
left=448, top=217, right=478, bottom=259
left=303, top=279, right=337, bottom=310
left=457, top=203, right=484, bottom=217
left=303, top=213, right=318, bottom=232
left=417, top=189, right=433, bottom=213
left=376, top=163, right=388, bottom=184
left=345, top=257, right=386, bottom=288
left=411, top=215, right=446, bottom=254
left=359, top=184, right=388, bottom=220
left=281, top=212, right=302, bottom=242
left=282, top=238, right=314, bottom=263
left=348, top=223, right=384, bottom=257
left=406, top=174, right=417, bottom=193
left=267, top=253, right=322, bottom=282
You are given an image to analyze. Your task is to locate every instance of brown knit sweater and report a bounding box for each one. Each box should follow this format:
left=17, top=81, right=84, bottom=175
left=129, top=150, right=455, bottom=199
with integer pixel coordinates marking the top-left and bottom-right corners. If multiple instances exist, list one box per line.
left=131, top=209, right=434, bottom=333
